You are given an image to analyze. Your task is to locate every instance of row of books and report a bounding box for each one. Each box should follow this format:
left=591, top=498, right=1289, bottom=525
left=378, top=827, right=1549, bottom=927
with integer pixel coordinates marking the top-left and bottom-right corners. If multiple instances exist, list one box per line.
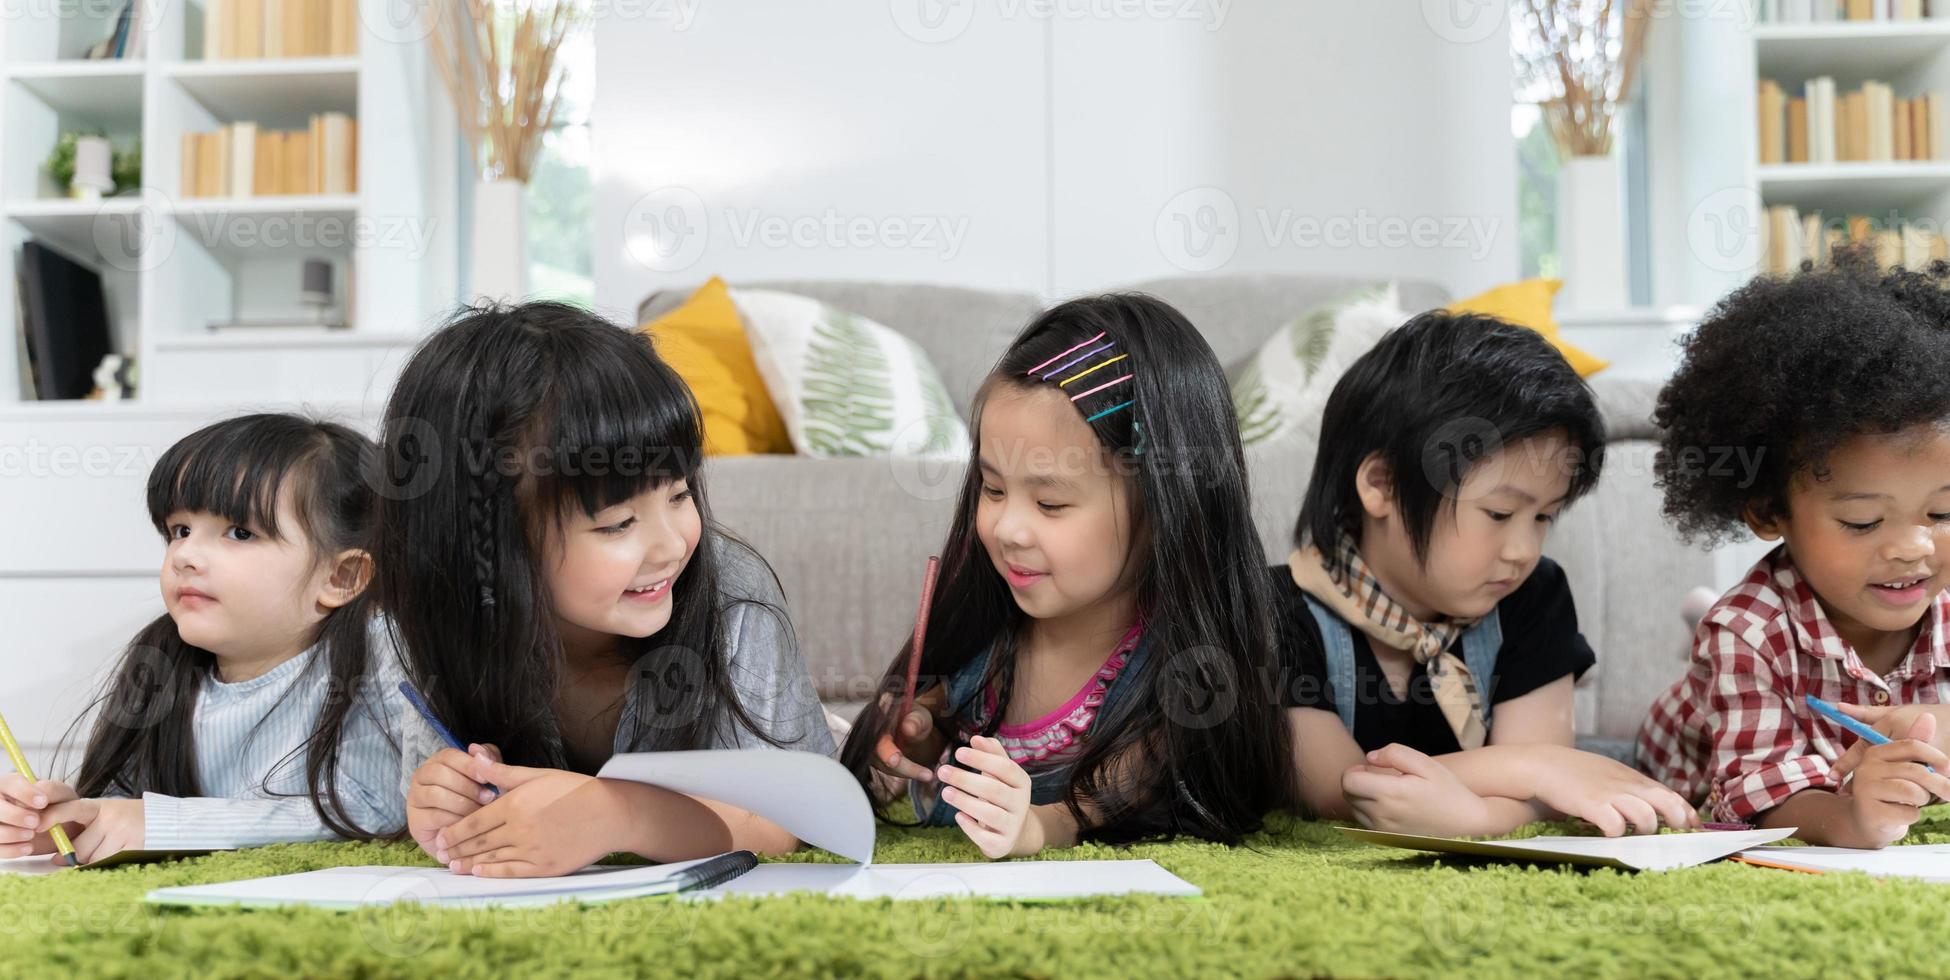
left=1758, top=78, right=1947, bottom=164
left=202, top=0, right=360, bottom=60
left=179, top=114, right=357, bottom=198
left=1759, top=0, right=1950, bottom=20
left=1760, top=205, right=1950, bottom=275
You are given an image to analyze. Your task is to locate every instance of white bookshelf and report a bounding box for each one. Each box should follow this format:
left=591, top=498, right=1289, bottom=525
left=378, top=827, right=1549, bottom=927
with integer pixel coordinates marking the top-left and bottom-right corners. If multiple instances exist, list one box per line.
left=1749, top=19, right=1950, bottom=267
left=0, top=0, right=458, bottom=409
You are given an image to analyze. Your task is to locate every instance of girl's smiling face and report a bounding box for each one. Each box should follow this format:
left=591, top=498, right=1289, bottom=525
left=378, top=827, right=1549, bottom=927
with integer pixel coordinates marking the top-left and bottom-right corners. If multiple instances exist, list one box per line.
left=1748, top=426, right=1950, bottom=659
left=541, top=480, right=701, bottom=649
left=974, top=385, right=1142, bottom=622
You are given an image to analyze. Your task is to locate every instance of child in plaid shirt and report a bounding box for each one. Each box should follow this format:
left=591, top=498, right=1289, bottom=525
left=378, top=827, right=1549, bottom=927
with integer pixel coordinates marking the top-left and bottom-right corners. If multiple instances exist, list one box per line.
left=1639, top=247, right=1950, bottom=848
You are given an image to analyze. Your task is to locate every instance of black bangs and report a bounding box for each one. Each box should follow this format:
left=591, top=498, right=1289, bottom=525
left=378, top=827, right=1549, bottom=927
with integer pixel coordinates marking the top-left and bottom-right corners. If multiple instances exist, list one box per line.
left=145, top=413, right=325, bottom=540
left=523, top=324, right=705, bottom=521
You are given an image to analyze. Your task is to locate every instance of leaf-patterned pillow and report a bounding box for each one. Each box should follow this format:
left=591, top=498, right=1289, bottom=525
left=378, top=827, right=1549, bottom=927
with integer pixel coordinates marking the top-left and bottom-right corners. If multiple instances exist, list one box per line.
left=1229, top=283, right=1405, bottom=447
left=729, top=288, right=971, bottom=459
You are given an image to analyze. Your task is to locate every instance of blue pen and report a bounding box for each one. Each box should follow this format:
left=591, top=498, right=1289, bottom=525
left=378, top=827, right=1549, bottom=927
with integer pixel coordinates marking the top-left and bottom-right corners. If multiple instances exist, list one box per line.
left=1805, top=694, right=1935, bottom=773
left=399, top=682, right=501, bottom=797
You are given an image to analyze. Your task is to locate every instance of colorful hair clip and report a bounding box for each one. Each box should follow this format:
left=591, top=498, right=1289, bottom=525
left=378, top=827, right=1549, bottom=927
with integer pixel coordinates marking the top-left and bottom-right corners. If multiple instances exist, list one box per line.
left=1085, top=400, right=1135, bottom=422
left=1027, top=332, right=1106, bottom=377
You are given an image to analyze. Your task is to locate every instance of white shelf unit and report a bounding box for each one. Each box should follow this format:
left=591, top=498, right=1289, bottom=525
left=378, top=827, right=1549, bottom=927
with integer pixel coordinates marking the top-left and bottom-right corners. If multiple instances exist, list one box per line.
left=1750, top=21, right=1950, bottom=266
left=0, top=0, right=457, bottom=408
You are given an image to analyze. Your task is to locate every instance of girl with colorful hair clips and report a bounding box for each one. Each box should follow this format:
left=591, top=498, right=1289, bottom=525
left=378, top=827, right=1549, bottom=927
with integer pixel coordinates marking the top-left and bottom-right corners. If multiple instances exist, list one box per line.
left=842, top=293, right=1293, bottom=859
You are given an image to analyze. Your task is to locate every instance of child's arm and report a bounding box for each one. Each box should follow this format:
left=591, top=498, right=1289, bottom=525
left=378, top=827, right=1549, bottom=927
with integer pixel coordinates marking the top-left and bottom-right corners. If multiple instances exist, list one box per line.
left=868, top=683, right=951, bottom=785
left=1756, top=712, right=1950, bottom=848
left=436, top=759, right=799, bottom=877
left=932, top=735, right=1096, bottom=858
left=1832, top=701, right=1950, bottom=759
left=1344, top=680, right=1692, bottom=836
left=1288, top=705, right=1549, bottom=833
left=0, top=774, right=86, bottom=860
left=1287, top=706, right=1366, bottom=820
left=1422, top=743, right=1696, bottom=835
left=1688, top=623, right=1941, bottom=832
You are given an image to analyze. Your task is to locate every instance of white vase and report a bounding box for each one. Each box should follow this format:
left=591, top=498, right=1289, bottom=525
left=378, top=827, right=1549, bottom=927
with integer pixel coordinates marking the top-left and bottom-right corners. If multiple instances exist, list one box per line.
left=70, top=136, right=114, bottom=200
left=1555, top=154, right=1628, bottom=314
left=469, top=178, right=529, bottom=303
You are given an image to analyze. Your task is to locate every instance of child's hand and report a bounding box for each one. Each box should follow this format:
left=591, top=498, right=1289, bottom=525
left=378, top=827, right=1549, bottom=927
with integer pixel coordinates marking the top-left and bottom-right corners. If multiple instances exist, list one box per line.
left=0, top=774, right=76, bottom=858
left=1341, top=744, right=1494, bottom=836
left=438, top=760, right=603, bottom=877
left=1833, top=713, right=1950, bottom=847
left=37, top=798, right=143, bottom=864
left=870, top=693, right=944, bottom=785
left=1833, top=701, right=1950, bottom=762
left=406, top=743, right=502, bottom=859
left=1523, top=745, right=1699, bottom=836
left=937, top=735, right=1033, bottom=859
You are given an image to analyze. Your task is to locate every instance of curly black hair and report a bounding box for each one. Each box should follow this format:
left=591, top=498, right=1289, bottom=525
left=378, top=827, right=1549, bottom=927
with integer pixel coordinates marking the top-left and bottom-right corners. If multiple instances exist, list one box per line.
left=1655, top=247, right=1950, bottom=545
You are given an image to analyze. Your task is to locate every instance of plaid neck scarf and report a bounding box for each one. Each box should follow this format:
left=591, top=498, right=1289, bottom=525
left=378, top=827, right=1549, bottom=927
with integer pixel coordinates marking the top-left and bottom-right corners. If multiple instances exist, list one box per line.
left=1287, top=534, right=1488, bottom=750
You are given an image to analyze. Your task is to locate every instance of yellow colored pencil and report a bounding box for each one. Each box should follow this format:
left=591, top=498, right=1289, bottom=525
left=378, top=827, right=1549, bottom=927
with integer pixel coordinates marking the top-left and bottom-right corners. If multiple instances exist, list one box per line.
left=0, top=712, right=75, bottom=866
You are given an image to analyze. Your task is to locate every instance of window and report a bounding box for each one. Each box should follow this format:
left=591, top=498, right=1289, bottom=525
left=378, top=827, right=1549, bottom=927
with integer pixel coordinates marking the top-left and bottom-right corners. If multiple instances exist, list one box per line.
left=524, top=23, right=594, bottom=306
left=1510, top=7, right=1652, bottom=305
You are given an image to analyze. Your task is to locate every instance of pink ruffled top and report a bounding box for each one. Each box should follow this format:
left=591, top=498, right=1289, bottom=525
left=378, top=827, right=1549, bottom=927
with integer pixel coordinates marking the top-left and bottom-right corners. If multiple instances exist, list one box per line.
left=958, top=621, right=1145, bottom=771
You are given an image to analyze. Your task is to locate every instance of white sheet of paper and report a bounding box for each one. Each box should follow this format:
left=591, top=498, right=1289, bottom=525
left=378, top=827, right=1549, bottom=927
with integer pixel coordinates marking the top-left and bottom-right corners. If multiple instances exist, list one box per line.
left=147, top=856, right=728, bottom=909
left=0, top=855, right=70, bottom=876
left=596, top=749, right=875, bottom=864
left=690, top=859, right=1200, bottom=901
left=1740, top=843, right=1950, bottom=882
left=1339, top=826, right=1796, bottom=871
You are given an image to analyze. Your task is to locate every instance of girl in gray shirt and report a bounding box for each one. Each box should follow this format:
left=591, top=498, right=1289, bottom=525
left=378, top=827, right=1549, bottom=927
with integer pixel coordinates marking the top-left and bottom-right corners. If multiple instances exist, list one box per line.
left=375, top=302, right=832, bottom=878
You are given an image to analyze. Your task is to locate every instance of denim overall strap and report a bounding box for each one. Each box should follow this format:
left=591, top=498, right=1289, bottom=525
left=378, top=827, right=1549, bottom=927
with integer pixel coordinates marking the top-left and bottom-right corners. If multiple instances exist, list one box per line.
left=1304, top=597, right=1503, bottom=738
left=911, top=638, right=1153, bottom=824
left=1301, top=594, right=1361, bottom=735
left=1457, top=609, right=1502, bottom=732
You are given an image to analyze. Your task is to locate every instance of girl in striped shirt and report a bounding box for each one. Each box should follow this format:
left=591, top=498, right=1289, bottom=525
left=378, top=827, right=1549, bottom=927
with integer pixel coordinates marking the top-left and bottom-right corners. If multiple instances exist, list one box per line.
left=0, top=414, right=412, bottom=863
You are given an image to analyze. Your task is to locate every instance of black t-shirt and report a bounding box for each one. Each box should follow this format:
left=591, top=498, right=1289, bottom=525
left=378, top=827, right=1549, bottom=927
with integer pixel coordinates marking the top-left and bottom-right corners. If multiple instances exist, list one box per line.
left=1267, top=556, right=1596, bottom=755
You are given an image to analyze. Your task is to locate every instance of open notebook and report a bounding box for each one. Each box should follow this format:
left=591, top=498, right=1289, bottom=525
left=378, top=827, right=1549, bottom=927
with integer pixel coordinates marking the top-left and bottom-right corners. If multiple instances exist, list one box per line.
left=148, top=750, right=1201, bottom=909
left=1339, top=826, right=1797, bottom=872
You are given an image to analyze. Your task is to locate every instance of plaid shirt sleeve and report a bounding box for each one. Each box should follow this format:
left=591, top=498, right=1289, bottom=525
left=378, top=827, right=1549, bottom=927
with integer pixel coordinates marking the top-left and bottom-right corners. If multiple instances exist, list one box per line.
left=1699, top=623, right=1838, bottom=823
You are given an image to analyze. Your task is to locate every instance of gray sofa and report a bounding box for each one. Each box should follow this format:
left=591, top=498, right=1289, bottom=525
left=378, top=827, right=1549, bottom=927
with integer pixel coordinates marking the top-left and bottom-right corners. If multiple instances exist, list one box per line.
left=638, top=276, right=1712, bottom=750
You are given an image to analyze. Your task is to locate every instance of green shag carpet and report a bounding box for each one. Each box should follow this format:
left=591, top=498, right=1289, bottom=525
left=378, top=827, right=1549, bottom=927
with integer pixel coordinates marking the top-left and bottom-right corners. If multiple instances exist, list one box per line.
left=9, top=809, right=1950, bottom=979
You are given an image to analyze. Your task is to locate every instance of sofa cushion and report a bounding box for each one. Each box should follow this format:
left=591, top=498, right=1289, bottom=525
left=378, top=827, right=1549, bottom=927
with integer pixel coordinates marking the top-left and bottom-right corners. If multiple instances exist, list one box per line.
left=730, top=288, right=970, bottom=459
left=639, top=277, right=794, bottom=456
left=1229, top=283, right=1406, bottom=447
left=1446, top=278, right=1609, bottom=378
left=1120, top=274, right=1453, bottom=371
left=639, top=280, right=1040, bottom=418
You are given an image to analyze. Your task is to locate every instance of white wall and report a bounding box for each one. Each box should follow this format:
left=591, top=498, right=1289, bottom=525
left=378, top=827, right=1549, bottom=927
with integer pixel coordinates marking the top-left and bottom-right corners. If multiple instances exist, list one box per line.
left=591, top=0, right=1519, bottom=315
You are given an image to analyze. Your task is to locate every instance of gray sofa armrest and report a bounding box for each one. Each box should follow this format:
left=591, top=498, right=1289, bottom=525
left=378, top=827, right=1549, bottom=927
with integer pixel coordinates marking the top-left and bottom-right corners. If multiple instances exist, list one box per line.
left=1545, top=439, right=1709, bottom=741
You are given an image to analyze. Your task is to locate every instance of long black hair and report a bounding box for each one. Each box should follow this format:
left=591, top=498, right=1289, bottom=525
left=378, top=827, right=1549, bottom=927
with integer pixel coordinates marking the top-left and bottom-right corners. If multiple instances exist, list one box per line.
left=372, top=301, right=786, bottom=771
left=840, top=293, right=1294, bottom=845
left=67, top=413, right=388, bottom=840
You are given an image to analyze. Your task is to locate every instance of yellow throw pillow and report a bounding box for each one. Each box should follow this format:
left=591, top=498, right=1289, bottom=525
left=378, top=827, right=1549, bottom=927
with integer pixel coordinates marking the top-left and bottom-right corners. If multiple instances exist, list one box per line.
left=639, top=277, right=793, bottom=456
left=1446, top=278, right=1608, bottom=378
